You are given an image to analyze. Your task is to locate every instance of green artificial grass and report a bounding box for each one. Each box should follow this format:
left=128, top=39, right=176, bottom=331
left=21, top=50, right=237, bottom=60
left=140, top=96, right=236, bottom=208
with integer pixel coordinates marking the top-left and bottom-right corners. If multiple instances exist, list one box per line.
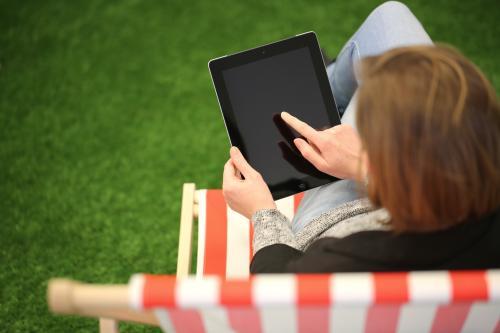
left=1, top=0, right=499, bottom=331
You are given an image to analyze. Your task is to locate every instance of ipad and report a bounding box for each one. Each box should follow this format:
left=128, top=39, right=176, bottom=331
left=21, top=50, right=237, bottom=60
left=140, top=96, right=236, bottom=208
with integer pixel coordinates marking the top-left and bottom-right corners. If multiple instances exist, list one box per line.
left=209, top=32, right=341, bottom=200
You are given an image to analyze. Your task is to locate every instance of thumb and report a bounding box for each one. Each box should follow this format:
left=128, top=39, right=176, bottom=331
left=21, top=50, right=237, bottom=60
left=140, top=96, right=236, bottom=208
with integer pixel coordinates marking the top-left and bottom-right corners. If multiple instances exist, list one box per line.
left=230, top=146, right=257, bottom=177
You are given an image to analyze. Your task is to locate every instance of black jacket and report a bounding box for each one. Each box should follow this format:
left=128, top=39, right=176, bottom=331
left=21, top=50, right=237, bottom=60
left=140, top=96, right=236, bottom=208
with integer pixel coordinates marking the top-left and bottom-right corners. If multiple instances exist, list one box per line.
left=250, top=209, right=500, bottom=273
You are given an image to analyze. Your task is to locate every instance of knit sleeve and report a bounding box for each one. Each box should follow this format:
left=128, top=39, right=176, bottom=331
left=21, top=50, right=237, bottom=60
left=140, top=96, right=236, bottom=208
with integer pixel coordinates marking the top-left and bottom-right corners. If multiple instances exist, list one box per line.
left=251, top=209, right=298, bottom=255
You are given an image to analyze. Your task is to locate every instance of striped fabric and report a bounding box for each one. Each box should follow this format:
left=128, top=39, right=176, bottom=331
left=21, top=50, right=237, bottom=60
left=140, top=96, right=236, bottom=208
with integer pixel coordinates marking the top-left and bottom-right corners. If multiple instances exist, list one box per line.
left=144, top=189, right=500, bottom=332
left=196, top=189, right=304, bottom=279
left=130, top=271, right=500, bottom=333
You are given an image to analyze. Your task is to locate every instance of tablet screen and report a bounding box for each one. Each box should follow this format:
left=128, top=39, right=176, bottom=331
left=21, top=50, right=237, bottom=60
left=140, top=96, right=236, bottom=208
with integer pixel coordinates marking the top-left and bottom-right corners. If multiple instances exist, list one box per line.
left=221, top=46, right=334, bottom=192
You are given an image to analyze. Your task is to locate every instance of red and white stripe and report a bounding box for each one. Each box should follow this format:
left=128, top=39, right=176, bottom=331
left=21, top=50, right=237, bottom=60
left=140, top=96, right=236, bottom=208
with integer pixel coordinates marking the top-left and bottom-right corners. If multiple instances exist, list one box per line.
left=130, top=270, right=500, bottom=333
left=164, top=189, right=500, bottom=332
left=195, top=190, right=303, bottom=279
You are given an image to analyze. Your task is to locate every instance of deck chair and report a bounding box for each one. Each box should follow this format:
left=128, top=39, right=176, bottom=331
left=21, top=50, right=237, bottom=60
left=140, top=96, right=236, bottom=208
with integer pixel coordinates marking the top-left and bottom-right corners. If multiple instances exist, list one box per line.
left=48, top=183, right=500, bottom=332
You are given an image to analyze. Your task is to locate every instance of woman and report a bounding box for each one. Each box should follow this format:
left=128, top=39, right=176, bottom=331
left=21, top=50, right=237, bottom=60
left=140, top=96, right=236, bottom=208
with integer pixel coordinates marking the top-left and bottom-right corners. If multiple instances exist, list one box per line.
left=222, top=2, right=500, bottom=273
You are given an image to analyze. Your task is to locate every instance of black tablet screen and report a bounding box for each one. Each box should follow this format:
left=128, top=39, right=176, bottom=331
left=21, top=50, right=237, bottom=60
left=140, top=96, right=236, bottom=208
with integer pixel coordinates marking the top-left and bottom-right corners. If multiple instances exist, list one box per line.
left=222, top=47, right=334, bottom=191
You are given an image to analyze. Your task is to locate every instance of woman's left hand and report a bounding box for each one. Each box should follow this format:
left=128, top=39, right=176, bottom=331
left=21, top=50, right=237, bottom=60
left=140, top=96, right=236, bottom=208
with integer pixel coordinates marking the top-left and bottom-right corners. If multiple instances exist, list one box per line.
left=223, top=146, right=276, bottom=219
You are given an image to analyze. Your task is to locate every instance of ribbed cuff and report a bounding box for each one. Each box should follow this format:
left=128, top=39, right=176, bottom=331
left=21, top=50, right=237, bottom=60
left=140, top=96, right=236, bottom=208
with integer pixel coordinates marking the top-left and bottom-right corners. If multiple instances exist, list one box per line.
left=251, top=209, right=298, bottom=255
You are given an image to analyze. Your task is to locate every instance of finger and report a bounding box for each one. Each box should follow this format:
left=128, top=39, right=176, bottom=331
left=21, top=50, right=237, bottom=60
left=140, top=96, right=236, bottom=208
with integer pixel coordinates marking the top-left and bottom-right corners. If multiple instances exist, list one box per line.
left=294, top=138, right=328, bottom=172
left=306, top=137, right=321, bottom=153
left=281, top=112, right=323, bottom=145
left=223, top=159, right=240, bottom=184
left=230, top=146, right=257, bottom=177
left=231, top=161, right=243, bottom=179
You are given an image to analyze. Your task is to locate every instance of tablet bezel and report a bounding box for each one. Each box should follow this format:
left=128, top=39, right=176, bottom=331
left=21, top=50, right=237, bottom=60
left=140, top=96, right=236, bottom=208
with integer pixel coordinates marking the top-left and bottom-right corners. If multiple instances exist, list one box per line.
left=209, top=32, right=341, bottom=199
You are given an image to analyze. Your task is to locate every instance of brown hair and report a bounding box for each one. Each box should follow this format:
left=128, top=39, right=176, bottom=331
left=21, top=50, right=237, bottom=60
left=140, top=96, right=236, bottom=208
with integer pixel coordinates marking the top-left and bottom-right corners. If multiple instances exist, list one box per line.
left=356, top=45, right=500, bottom=232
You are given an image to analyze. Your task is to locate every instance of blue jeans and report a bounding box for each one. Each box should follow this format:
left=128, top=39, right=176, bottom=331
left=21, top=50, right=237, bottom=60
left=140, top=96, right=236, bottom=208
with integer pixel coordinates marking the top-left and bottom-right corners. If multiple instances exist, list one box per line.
left=291, top=1, right=432, bottom=233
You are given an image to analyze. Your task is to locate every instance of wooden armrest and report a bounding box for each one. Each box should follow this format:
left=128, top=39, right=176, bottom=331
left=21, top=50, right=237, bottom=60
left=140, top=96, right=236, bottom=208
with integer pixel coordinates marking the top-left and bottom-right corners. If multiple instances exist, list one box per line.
left=47, top=278, right=158, bottom=326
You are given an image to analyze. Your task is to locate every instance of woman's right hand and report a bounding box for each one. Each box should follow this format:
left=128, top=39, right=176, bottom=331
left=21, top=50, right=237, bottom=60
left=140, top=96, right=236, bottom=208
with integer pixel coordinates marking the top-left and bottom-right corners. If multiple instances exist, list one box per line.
left=281, top=112, right=367, bottom=181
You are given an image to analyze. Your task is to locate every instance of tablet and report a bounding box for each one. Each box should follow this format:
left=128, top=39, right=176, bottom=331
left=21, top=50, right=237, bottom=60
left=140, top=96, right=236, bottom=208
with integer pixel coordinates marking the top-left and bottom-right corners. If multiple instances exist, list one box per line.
left=209, top=32, right=341, bottom=200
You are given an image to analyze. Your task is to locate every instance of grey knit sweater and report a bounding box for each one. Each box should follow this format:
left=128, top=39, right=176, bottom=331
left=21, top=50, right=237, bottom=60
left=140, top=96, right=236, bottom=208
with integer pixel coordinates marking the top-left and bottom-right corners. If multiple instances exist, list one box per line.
left=251, top=198, right=391, bottom=255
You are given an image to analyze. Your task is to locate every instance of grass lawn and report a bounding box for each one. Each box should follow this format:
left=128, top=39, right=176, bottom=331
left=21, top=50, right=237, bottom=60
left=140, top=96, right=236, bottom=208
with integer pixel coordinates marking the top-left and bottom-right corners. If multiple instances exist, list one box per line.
left=1, top=0, right=499, bottom=331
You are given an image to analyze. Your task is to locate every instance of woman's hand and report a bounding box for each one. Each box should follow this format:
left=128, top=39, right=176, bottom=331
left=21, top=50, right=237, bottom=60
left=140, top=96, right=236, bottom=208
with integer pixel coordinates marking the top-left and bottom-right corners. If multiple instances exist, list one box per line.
left=281, top=112, right=367, bottom=181
left=223, top=146, right=276, bottom=219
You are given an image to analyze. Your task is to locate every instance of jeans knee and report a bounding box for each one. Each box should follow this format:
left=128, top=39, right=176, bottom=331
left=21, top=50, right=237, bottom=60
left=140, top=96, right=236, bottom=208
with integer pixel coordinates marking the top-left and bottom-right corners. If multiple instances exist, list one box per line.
left=372, top=1, right=413, bottom=20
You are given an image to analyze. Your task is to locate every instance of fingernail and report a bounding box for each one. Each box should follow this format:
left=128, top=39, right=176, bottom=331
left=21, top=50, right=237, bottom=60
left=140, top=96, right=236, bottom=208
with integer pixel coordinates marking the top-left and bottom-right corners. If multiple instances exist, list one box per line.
left=281, top=111, right=288, bottom=118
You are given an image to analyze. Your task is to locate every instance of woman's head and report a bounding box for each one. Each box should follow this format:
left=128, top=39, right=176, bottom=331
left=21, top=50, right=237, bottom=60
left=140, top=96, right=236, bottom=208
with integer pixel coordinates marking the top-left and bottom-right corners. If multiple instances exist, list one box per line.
left=356, top=45, right=500, bottom=232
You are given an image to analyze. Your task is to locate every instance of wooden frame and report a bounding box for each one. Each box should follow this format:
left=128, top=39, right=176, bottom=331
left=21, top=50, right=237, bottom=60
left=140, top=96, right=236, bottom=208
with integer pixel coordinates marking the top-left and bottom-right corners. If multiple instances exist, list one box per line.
left=48, top=183, right=198, bottom=332
left=176, top=183, right=197, bottom=278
